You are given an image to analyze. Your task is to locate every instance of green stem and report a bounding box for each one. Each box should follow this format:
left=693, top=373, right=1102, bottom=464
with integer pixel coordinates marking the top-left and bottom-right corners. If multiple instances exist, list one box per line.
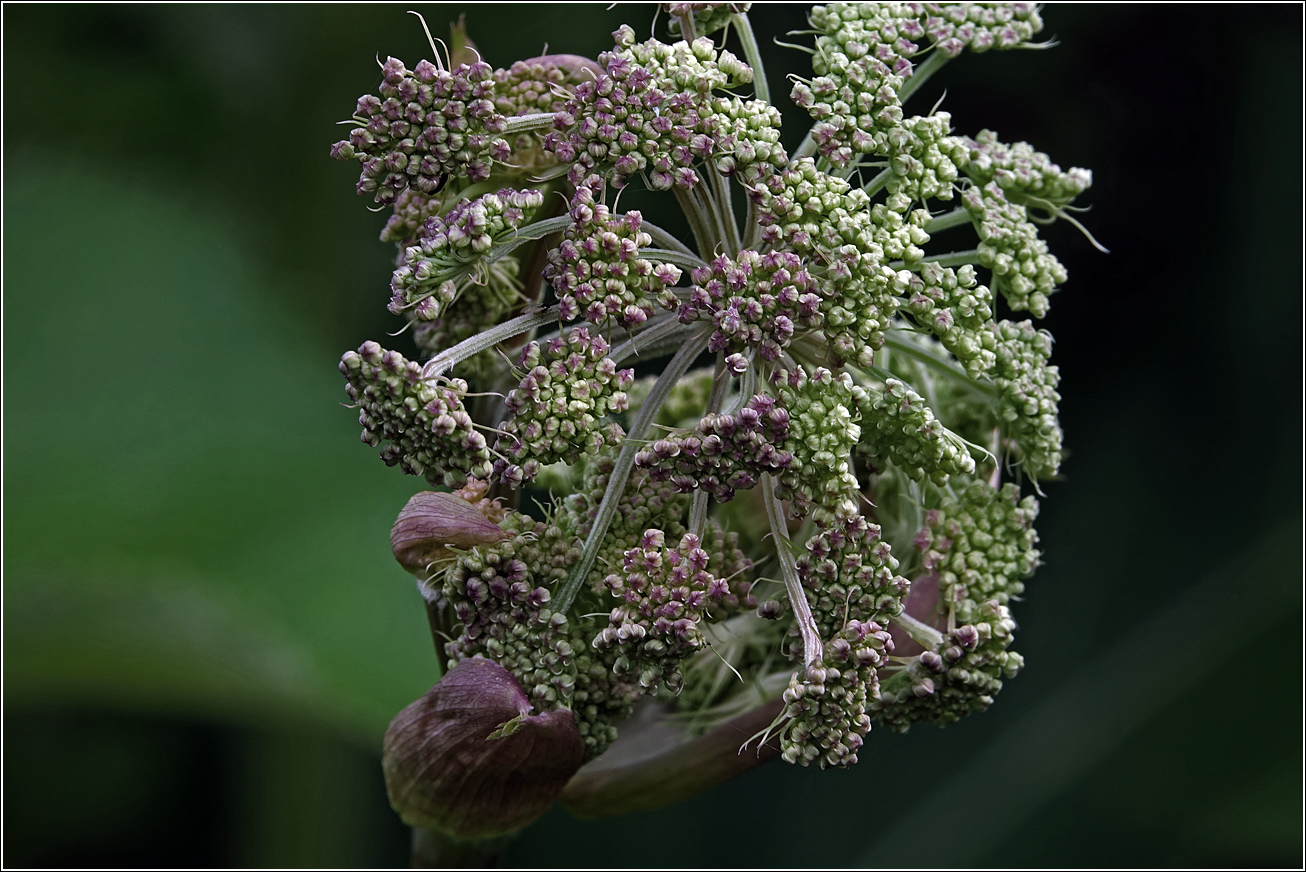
left=890, top=248, right=981, bottom=270
left=693, top=177, right=728, bottom=256
left=760, top=473, right=823, bottom=670
left=863, top=167, right=893, bottom=197
left=707, top=168, right=741, bottom=255
left=881, top=333, right=997, bottom=397
left=483, top=215, right=574, bottom=265
left=688, top=354, right=732, bottom=540
left=924, top=206, right=972, bottom=234
left=554, top=327, right=711, bottom=615
left=640, top=220, right=697, bottom=256
left=890, top=610, right=945, bottom=650
left=732, top=12, right=770, bottom=104
left=421, top=307, right=559, bottom=378
left=742, top=191, right=761, bottom=250
left=897, top=49, right=950, bottom=104
left=672, top=184, right=715, bottom=257
left=644, top=248, right=708, bottom=271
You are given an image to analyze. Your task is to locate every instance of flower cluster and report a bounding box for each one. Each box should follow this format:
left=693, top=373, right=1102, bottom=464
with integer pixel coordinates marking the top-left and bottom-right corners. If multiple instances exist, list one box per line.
left=916, top=479, right=1039, bottom=624
left=545, top=27, right=782, bottom=189
left=960, top=129, right=1093, bottom=207
left=779, top=619, right=894, bottom=767
left=595, top=530, right=728, bottom=689
left=901, top=261, right=996, bottom=374
left=544, top=183, right=681, bottom=326
left=681, top=250, right=823, bottom=362
left=772, top=367, right=866, bottom=525
left=991, top=319, right=1063, bottom=480
left=389, top=188, right=543, bottom=323
left=339, top=341, right=492, bottom=487
left=665, top=2, right=750, bottom=37
left=872, top=598, right=1023, bottom=730
left=962, top=181, right=1067, bottom=318
left=331, top=57, right=509, bottom=203
left=636, top=394, right=793, bottom=502
left=856, top=376, right=977, bottom=484
left=496, top=328, right=634, bottom=486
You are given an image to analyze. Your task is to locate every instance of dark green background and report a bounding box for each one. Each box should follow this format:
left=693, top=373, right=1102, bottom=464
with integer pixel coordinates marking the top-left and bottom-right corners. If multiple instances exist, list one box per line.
left=4, top=4, right=1301, bottom=867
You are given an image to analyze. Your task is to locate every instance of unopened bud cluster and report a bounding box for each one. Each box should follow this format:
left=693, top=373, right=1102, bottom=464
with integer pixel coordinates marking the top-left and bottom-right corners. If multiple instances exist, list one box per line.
left=872, top=599, right=1022, bottom=730
left=682, top=250, right=823, bottom=362
left=390, top=188, right=543, bottom=323
left=340, top=341, right=491, bottom=487
left=636, top=394, right=793, bottom=502
left=772, top=366, right=866, bottom=524
left=963, top=181, right=1067, bottom=318
left=596, top=530, right=728, bottom=690
left=961, top=129, right=1092, bottom=207
left=496, top=327, right=634, bottom=485
left=544, top=27, right=782, bottom=190
left=544, top=182, right=681, bottom=326
left=857, top=376, right=977, bottom=484
left=331, top=58, right=509, bottom=202
left=916, top=480, right=1039, bottom=624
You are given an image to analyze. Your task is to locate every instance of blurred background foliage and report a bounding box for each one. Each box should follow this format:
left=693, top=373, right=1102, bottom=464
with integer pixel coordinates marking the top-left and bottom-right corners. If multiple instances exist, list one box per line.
left=3, top=3, right=1301, bottom=867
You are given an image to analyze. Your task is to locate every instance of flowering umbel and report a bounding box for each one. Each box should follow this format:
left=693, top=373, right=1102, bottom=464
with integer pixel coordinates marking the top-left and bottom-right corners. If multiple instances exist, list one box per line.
left=331, top=2, right=1094, bottom=845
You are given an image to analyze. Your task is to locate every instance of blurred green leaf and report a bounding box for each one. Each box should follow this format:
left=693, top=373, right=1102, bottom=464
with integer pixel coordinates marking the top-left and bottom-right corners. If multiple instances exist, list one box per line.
left=3, top=157, right=442, bottom=745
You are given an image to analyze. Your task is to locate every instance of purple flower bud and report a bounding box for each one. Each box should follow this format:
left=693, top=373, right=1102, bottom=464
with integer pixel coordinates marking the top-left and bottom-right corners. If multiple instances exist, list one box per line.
left=383, top=658, right=586, bottom=838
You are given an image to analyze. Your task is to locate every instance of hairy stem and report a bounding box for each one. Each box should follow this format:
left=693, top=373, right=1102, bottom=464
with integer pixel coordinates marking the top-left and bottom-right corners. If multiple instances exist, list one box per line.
left=708, top=168, right=741, bottom=255
left=608, top=316, right=690, bottom=365
left=554, top=327, right=712, bottom=615
left=421, top=307, right=559, bottom=378
left=732, top=12, right=770, bottom=104
left=673, top=184, right=715, bottom=257
left=640, top=219, right=698, bottom=256
left=761, top=473, right=823, bottom=670
left=483, top=215, right=574, bottom=265
left=501, top=112, right=556, bottom=136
